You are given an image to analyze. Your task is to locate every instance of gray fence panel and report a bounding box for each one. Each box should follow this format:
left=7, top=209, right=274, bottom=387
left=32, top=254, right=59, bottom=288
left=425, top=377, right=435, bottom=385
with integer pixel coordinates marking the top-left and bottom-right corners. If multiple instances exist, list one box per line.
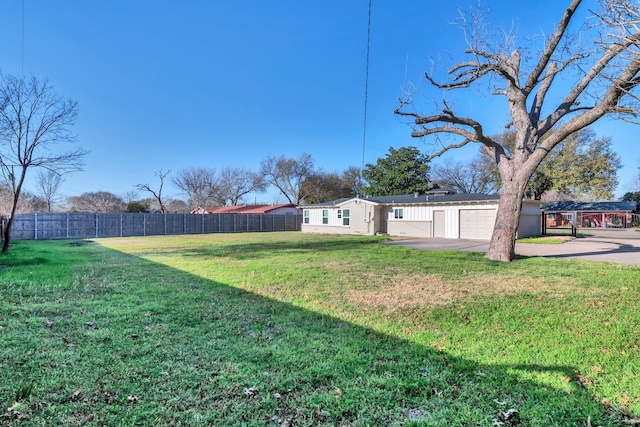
left=183, top=214, right=202, bottom=234
left=262, top=214, right=274, bottom=232
left=11, top=215, right=36, bottom=239
left=203, top=215, right=220, bottom=233
left=273, top=215, right=285, bottom=231
left=144, top=213, right=167, bottom=235
left=248, top=214, right=262, bottom=232
left=68, top=213, right=97, bottom=238
left=218, top=214, right=234, bottom=233
left=4, top=213, right=302, bottom=240
left=38, top=213, right=69, bottom=239
left=164, top=214, right=184, bottom=235
left=121, top=214, right=144, bottom=237
left=98, top=214, right=122, bottom=238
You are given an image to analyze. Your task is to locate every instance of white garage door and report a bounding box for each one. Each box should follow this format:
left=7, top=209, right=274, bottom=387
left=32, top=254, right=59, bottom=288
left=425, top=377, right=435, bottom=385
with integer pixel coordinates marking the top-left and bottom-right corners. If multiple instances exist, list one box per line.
left=459, top=209, right=497, bottom=240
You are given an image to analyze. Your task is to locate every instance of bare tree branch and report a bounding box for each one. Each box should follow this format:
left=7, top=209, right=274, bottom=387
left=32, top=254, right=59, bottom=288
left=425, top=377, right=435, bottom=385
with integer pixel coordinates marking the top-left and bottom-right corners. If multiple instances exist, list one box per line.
left=0, top=73, right=86, bottom=252
left=136, top=169, right=170, bottom=213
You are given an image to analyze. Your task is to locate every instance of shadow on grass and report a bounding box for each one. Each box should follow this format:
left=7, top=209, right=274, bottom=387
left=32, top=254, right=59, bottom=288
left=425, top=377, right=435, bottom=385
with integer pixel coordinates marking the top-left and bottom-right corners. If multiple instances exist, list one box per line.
left=0, top=242, right=629, bottom=426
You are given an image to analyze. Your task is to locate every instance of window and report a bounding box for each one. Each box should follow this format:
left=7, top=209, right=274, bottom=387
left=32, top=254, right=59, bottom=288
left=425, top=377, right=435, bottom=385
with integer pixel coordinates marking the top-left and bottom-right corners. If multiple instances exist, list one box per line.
left=342, top=209, right=350, bottom=226
left=394, top=208, right=404, bottom=219
left=322, top=210, right=329, bottom=225
left=337, top=209, right=342, bottom=219
left=303, top=210, right=310, bottom=224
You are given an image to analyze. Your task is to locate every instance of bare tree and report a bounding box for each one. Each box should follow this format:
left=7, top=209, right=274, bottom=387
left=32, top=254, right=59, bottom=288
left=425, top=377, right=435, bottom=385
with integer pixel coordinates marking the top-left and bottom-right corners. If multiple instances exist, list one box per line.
left=171, top=167, right=218, bottom=210
left=217, top=167, right=266, bottom=206
left=302, top=166, right=362, bottom=203
left=164, top=199, right=189, bottom=213
left=123, top=190, right=139, bottom=204
left=34, top=169, right=65, bottom=212
left=433, top=157, right=500, bottom=194
left=67, top=191, right=126, bottom=212
left=0, top=73, right=87, bottom=253
left=395, top=0, right=640, bottom=261
left=136, top=169, right=170, bottom=213
left=260, top=153, right=314, bottom=204
left=0, top=183, right=46, bottom=214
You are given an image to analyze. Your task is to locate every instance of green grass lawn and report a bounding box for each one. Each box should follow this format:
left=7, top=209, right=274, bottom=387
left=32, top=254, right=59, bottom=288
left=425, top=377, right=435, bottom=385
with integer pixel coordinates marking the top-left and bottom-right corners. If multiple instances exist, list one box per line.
left=1, top=232, right=638, bottom=426
left=517, top=235, right=575, bottom=244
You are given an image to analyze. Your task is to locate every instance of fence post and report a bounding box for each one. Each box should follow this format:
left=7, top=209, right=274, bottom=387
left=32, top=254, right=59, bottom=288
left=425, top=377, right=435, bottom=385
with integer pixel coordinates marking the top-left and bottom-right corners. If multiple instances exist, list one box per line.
left=95, top=214, right=99, bottom=238
left=202, top=213, right=205, bottom=234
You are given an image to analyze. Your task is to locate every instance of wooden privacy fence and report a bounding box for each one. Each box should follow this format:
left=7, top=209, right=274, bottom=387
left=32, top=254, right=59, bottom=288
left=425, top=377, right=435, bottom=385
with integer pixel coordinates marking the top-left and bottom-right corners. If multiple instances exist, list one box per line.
left=3, top=212, right=303, bottom=240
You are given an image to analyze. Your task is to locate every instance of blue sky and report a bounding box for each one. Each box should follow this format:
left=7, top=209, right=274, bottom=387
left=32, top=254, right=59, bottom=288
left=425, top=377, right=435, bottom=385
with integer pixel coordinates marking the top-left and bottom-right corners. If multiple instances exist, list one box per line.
left=0, top=0, right=638, bottom=204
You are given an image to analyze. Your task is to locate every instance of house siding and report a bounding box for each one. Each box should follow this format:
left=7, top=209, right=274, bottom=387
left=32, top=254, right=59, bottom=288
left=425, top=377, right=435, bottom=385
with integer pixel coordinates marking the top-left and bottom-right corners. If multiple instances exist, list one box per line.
left=380, top=202, right=503, bottom=239
left=517, top=200, right=542, bottom=238
left=300, top=195, right=541, bottom=241
left=301, top=200, right=376, bottom=235
left=387, top=220, right=433, bottom=237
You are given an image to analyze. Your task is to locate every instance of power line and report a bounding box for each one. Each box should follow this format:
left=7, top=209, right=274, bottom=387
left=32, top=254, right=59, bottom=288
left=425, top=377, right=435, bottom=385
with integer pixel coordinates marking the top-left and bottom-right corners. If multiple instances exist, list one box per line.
left=21, top=0, right=25, bottom=75
left=360, top=0, right=372, bottom=183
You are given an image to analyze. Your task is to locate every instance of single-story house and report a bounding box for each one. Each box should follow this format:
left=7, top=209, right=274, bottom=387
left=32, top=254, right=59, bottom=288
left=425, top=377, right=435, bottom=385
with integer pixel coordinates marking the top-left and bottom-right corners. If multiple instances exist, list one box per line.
left=542, top=200, right=637, bottom=229
left=300, top=193, right=541, bottom=240
left=191, top=204, right=301, bottom=215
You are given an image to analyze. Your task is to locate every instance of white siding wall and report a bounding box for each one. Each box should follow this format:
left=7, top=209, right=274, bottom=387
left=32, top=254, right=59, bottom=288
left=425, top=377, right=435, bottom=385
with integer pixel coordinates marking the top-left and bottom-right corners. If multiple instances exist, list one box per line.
left=301, top=200, right=377, bottom=235
left=385, top=203, right=499, bottom=239
left=517, top=200, right=542, bottom=238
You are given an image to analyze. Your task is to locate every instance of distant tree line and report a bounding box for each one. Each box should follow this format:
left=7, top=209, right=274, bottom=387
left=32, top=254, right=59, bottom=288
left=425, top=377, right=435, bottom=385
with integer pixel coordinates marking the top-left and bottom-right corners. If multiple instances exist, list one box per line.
left=2, top=126, right=628, bottom=217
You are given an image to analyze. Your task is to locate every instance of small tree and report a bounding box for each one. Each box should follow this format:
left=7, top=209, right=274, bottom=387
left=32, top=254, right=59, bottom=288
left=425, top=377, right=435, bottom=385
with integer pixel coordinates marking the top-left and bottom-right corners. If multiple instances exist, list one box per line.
left=35, top=170, right=64, bottom=212
left=433, top=157, right=500, bottom=194
left=0, top=184, right=46, bottom=214
left=362, top=146, right=432, bottom=196
left=136, top=169, right=170, bottom=213
left=67, top=191, right=126, bottom=212
left=0, top=73, right=86, bottom=253
left=260, top=153, right=315, bottom=204
left=302, top=166, right=361, bottom=203
left=217, top=167, right=265, bottom=206
left=172, top=167, right=218, bottom=210
left=395, top=0, right=640, bottom=261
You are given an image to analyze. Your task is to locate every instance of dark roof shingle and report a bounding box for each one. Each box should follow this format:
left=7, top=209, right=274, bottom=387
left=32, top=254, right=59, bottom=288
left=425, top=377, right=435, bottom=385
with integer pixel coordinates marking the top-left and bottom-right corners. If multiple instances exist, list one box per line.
left=301, top=193, right=500, bottom=207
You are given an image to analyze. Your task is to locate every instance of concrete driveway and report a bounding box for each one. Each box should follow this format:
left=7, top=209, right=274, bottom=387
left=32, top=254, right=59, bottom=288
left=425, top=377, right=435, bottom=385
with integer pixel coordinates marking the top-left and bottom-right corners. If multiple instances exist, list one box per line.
left=382, top=229, right=640, bottom=265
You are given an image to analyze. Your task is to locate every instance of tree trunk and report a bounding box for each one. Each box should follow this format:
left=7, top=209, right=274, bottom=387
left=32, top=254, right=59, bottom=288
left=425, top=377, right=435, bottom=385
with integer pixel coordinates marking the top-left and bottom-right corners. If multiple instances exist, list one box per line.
left=485, top=175, right=528, bottom=262
left=2, top=188, right=20, bottom=253
left=2, top=167, right=27, bottom=254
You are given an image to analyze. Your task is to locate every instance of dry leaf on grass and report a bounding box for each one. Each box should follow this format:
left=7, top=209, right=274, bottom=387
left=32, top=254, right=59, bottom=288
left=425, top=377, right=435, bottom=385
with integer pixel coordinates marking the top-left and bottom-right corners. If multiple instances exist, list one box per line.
left=70, top=388, right=82, bottom=400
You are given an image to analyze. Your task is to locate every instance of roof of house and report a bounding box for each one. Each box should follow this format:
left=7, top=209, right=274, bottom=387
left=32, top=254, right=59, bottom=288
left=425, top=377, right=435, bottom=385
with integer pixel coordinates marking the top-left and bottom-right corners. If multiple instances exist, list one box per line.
left=200, top=204, right=299, bottom=214
left=301, top=193, right=501, bottom=208
left=239, top=204, right=299, bottom=214
left=542, top=200, right=637, bottom=212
